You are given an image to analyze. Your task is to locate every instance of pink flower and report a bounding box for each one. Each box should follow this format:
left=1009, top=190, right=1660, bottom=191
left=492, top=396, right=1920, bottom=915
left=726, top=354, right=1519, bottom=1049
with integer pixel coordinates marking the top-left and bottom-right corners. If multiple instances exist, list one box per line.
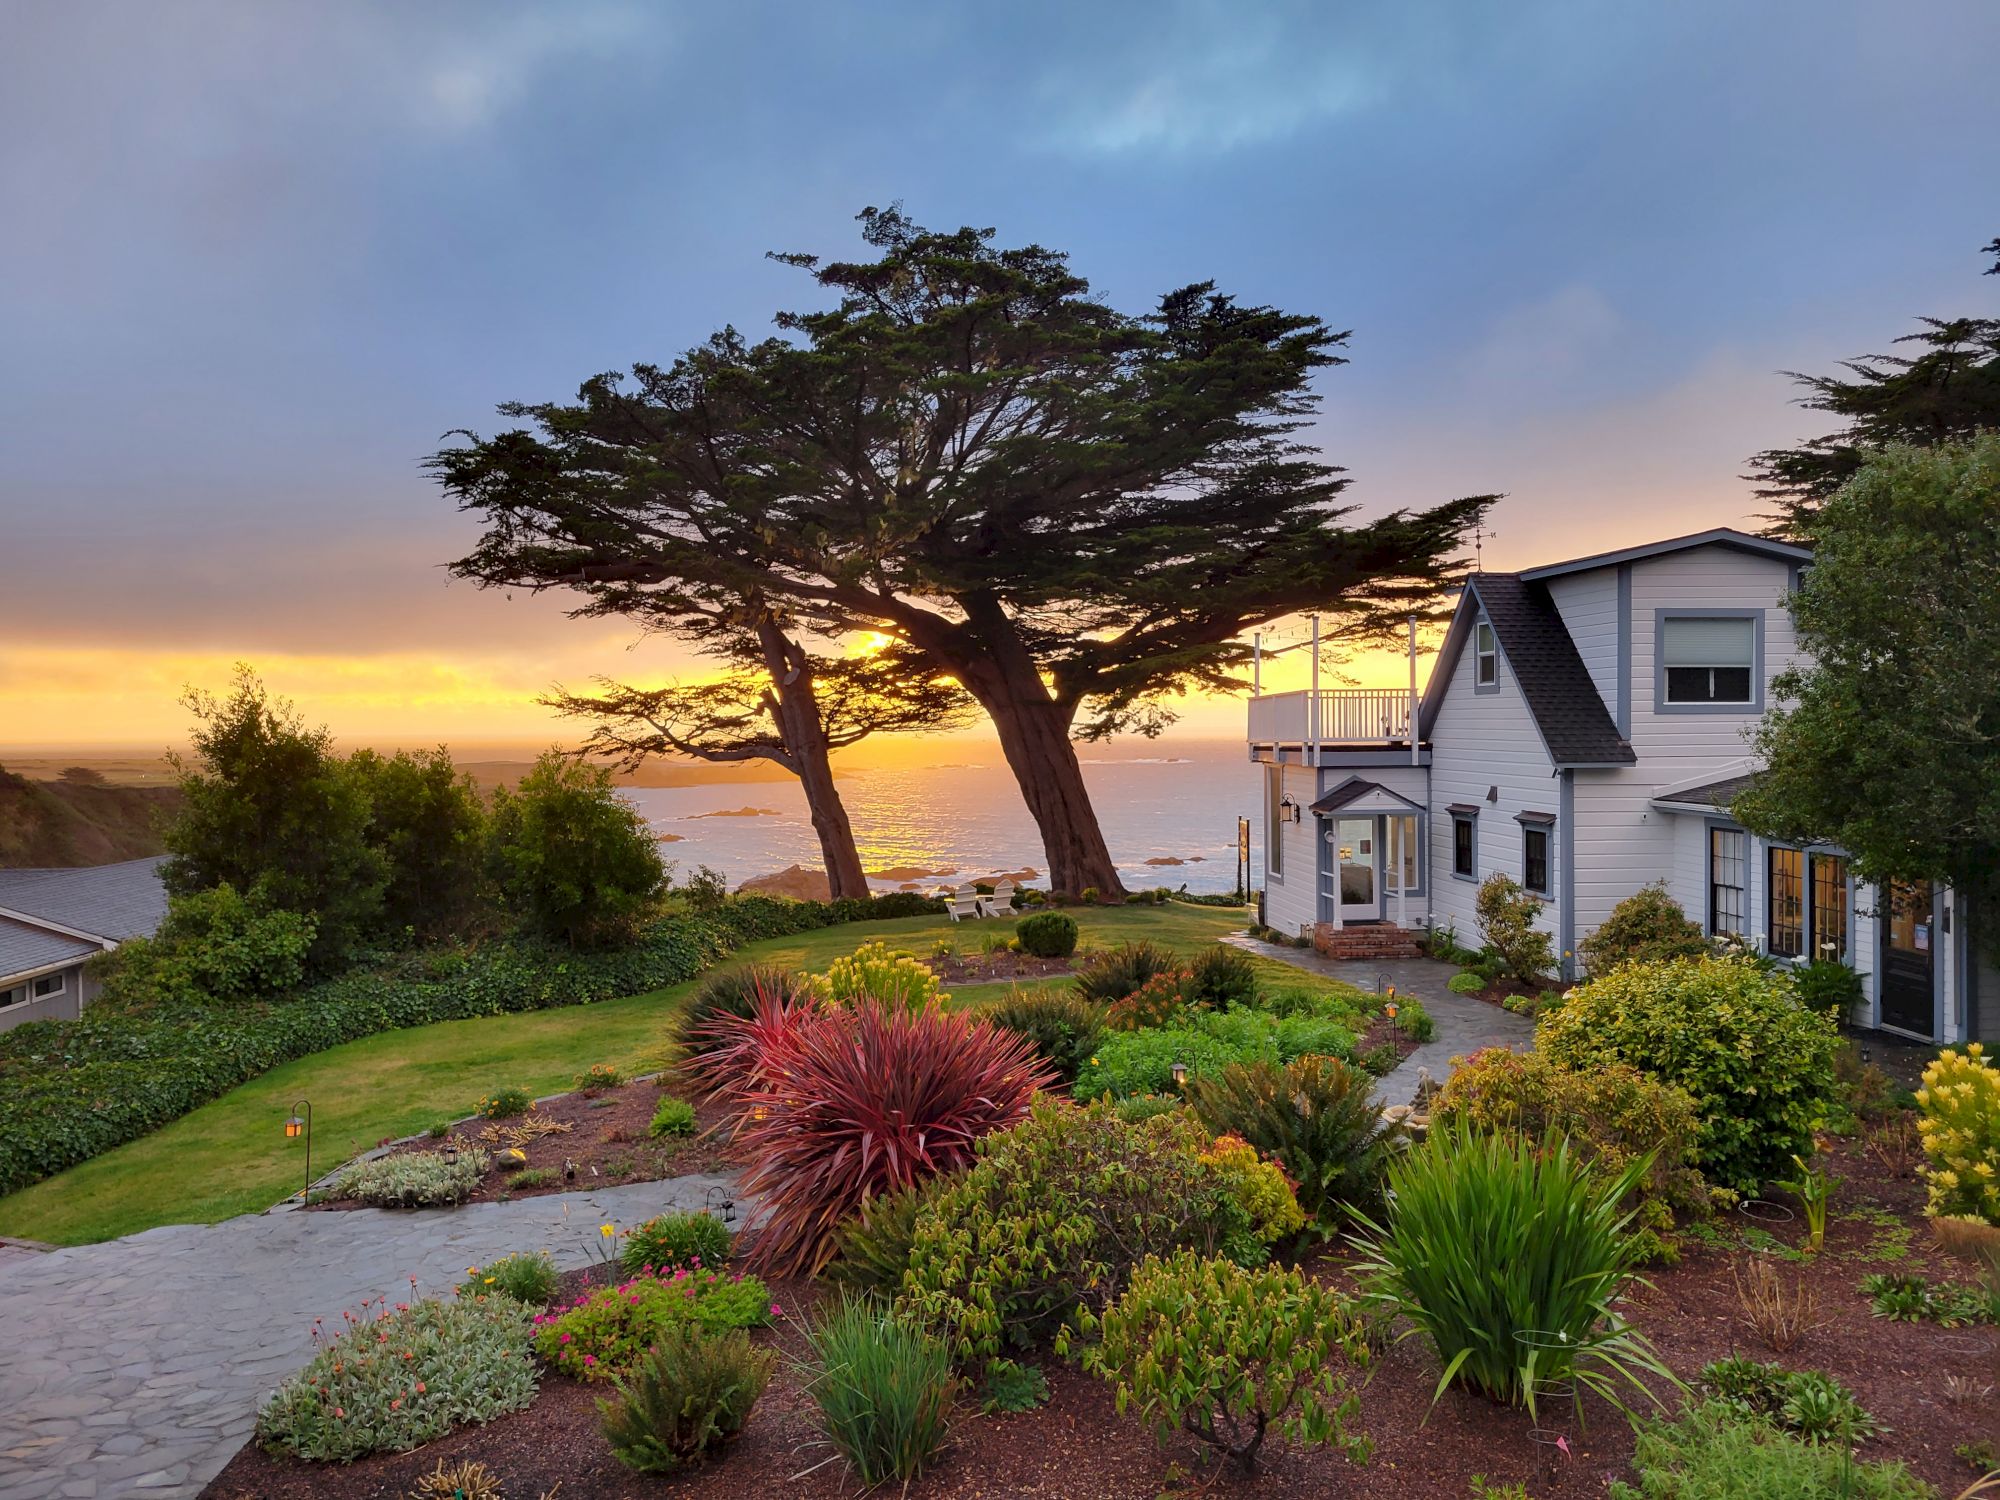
left=559, top=1333, right=572, bottom=1343
left=770, top=1303, right=783, bottom=1317
left=583, top=1354, right=597, bottom=1366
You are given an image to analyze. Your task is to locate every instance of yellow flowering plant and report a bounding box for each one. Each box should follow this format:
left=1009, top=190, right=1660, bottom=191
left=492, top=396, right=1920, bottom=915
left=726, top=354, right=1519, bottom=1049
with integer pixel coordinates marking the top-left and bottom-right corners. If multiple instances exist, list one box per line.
left=1917, top=1044, right=2000, bottom=1225
left=809, top=941, right=947, bottom=1013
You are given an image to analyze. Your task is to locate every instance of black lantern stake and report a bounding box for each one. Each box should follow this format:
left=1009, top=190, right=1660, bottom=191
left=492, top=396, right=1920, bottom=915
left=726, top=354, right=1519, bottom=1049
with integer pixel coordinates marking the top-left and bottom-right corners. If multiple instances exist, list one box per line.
left=283, top=1099, right=313, bottom=1201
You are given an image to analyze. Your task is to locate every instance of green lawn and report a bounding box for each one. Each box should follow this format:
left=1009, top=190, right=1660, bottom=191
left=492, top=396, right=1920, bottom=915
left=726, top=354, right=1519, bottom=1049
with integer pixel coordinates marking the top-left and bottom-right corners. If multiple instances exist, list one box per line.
left=0, top=903, right=1261, bottom=1247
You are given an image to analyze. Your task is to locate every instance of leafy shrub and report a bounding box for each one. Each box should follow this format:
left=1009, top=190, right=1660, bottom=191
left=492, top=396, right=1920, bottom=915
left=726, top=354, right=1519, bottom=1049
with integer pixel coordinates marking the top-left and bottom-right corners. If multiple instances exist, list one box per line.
left=1609, top=1402, right=1930, bottom=1499
left=1014, top=911, right=1078, bottom=958
left=624, top=1210, right=732, bottom=1273
left=1076, top=1251, right=1370, bottom=1474
left=1433, top=1048, right=1714, bottom=1229
left=1198, top=1134, right=1305, bottom=1245
left=1699, top=1356, right=1878, bottom=1443
left=1475, top=874, right=1556, bottom=982
left=1112, top=1092, right=1189, bottom=1124
left=1918, top=1044, right=2000, bottom=1224
left=1448, top=970, right=1487, bottom=995
left=531, top=1267, right=774, bottom=1379
left=649, top=1096, right=698, bottom=1138
left=457, top=1251, right=559, bottom=1306
left=475, top=1086, right=532, bottom=1119
left=811, top=941, right=945, bottom=1013
left=680, top=964, right=813, bottom=1054
left=576, top=1062, right=623, bottom=1094
left=336, top=1149, right=488, bottom=1208
left=898, top=1099, right=1277, bottom=1361
left=1188, top=1055, right=1403, bottom=1231
left=98, top=883, right=318, bottom=1008
left=1073, top=940, right=1177, bottom=1005
left=1580, top=883, right=1708, bottom=976
left=0, top=894, right=932, bottom=1197
left=486, top=752, right=666, bottom=948
left=1075, top=1009, right=1355, bottom=1100
left=1794, top=958, right=1865, bottom=1017
left=1395, top=997, right=1436, bottom=1042
left=722, top=1002, right=1053, bottom=1275
left=597, top=1323, right=773, bottom=1473
left=826, top=1182, right=931, bottom=1295
left=1183, top=945, right=1259, bottom=1009
left=1352, top=1126, right=1671, bottom=1419
left=982, top=988, right=1103, bottom=1086
left=803, top=1298, right=956, bottom=1487
left=256, top=1296, right=536, bottom=1461
left=978, top=1357, right=1049, bottom=1412
left=1103, top=969, right=1203, bottom=1031
left=1537, top=956, right=1843, bottom=1192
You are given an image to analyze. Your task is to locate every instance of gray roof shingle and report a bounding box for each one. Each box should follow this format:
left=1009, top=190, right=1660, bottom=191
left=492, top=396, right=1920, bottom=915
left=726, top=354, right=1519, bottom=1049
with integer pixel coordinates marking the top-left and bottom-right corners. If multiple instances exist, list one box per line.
left=0, top=856, right=170, bottom=943
left=1656, top=773, right=1760, bottom=809
left=0, top=917, right=98, bottom=979
left=1469, top=574, right=1636, bottom=767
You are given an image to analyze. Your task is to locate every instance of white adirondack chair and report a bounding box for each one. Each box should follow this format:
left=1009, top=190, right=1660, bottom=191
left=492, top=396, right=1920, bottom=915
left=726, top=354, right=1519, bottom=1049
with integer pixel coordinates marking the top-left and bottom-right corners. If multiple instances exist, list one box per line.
left=944, top=883, right=983, bottom=922
left=979, top=879, right=1015, bottom=918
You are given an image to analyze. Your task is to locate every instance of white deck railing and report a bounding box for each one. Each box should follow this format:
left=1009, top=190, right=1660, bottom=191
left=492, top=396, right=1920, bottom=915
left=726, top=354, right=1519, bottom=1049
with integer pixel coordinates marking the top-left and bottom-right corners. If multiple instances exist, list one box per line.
left=1247, top=688, right=1416, bottom=747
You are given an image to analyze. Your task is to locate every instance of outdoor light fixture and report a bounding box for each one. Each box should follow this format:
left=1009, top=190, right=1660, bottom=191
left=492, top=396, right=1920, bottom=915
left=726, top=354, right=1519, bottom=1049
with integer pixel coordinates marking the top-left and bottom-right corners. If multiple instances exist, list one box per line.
left=1384, top=1000, right=1400, bottom=1021
left=283, top=1099, right=313, bottom=1202
left=442, top=1143, right=459, bottom=1166
left=1278, top=795, right=1301, bottom=824
left=1171, top=1061, right=1189, bottom=1088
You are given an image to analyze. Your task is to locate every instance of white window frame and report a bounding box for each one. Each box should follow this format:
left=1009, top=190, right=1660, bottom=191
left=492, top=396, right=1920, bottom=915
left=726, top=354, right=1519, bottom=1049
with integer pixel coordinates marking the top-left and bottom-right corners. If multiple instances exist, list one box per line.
left=1473, top=620, right=1498, bottom=690
left=0, top=983, right=28, bottom=1009
left=31, top=971, right=65, bottom=1000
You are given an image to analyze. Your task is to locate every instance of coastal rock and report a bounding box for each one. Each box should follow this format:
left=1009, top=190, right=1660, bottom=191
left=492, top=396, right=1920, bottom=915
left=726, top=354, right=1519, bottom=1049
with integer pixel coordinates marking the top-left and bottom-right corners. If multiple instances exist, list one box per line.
left=735, top=864, right=832, bottom=901
left=690, top=806, right=780, bottom=819
left=868, top=865, right=958, bottom=882
left=654, top=831, right=685, bottom=843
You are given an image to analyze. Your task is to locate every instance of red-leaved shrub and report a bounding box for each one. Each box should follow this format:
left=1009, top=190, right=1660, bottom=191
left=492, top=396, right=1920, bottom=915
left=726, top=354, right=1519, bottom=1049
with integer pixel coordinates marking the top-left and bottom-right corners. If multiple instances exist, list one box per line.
left=728, top=1003, right=1056, bottom=1276
left=685, top=982, right=822, bottom=1105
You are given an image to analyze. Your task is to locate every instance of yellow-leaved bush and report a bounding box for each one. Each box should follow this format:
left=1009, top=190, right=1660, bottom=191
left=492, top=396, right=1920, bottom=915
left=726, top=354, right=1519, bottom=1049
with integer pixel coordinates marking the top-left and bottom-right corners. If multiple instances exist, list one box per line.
left=1199, top=1134, right=1306, bottom=1243
left=1917, top=1044, right=2000, bottom=1225
left=809, top=941, right=947, bottom=1013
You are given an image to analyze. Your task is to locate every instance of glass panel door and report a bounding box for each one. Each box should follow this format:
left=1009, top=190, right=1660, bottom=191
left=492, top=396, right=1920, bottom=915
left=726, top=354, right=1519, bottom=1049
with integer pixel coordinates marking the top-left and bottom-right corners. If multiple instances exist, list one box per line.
left=1881, top=880, right=1936, bottom=1036
left=1336, top=817, right=1378, bottom=920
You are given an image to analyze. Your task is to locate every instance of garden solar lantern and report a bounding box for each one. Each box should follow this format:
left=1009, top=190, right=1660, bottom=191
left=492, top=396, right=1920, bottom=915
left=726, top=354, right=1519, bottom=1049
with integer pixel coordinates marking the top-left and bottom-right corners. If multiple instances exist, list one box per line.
left=1170, top=1061, right=1189, bottom=1089
left=442, top=1143, right=459, bottom=1167
left=283, top=1099, right=313, bottom=1202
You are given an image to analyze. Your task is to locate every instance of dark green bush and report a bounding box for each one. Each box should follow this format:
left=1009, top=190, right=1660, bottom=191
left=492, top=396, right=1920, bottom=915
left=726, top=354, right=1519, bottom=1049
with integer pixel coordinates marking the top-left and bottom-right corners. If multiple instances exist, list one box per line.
left=1072, top=940, right=1177, bottom=1005
left=1183, top=945, right=1259, bottom=1009
left=1793, top=959, right=1864, bottom=1016
left=597, top=1324, right=774, bottom=1473
left=982, top=988, right=1103, bottom=1085
left=1014, top=911, right=1078, bottom=958
left=623, top=1210, right=732, bottom=1273
left=1579, top=883, right=1709, bottom=977
left=826, top=1183, right=933, bottom=1296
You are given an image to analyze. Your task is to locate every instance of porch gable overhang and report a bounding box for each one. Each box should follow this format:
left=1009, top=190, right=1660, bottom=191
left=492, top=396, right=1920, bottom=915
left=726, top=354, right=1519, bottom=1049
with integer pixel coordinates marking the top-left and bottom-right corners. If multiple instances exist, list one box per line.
left=1309, top=776, right=1425, bottom=818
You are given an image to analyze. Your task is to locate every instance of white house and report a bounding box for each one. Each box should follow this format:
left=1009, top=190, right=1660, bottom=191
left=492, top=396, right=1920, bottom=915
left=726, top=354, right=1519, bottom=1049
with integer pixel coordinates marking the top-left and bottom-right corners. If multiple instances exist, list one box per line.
left=1248, top=527, right=1992, bottom=1047
left=0, top=856, right=168, bottom=1034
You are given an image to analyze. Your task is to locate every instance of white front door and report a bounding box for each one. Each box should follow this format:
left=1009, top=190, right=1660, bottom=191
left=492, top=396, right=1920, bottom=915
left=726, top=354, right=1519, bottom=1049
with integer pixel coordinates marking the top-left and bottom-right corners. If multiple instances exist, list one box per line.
left=1331, top=816, right=1380, bottom=923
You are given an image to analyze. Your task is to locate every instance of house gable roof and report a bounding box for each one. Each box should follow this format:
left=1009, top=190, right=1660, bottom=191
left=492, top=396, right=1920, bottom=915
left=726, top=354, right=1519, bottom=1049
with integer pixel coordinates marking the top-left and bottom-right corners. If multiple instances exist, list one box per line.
left=1419, top=576, right=1636, bottom=767
left=0, top=856, right=170, bottom=945
left=1517, top=527, right=1810, bottom=582
left=0, top=917, right=98, bottom=983
left=1309, top=776, right=1425, bottom=816
left=1651, top=771, right=1761, bottom=813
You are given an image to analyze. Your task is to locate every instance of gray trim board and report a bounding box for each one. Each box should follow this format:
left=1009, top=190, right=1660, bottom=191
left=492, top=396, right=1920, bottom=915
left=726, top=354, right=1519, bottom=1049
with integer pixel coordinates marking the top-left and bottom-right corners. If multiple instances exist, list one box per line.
left=1517, top=527, right=1813, bottom=582
left=1653, top=607, right=1766, bottom=716
left=1449, top=808, right=1479, bottom=883
left=1558, top=770, right=1574, bottom=977
left=1615, top=563, right=1632, bottom=736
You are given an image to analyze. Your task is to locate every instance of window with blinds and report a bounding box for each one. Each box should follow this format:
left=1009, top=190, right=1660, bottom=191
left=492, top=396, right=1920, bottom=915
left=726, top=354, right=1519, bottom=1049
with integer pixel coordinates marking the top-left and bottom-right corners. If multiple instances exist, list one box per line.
left=1662, top=616, right=1754, bottom=704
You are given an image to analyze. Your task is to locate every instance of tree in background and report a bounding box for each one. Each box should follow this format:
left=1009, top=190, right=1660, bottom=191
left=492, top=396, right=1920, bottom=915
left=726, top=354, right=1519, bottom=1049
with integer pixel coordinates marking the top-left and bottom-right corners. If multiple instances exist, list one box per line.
left=487, top=752, right=667, bottom=947
left=437, top=208, right=1489, bottom=897
left=1749, top=235, right=2000, bottom=539
left=98, top=883, right=316, bottom=1008
left=347, top=747, right=488, bottom=938
left=163, top=667, right=386, bottom=973
left=545, top=638, right=970, bottom=902
left=1735, top=436, right=2000, bottom=955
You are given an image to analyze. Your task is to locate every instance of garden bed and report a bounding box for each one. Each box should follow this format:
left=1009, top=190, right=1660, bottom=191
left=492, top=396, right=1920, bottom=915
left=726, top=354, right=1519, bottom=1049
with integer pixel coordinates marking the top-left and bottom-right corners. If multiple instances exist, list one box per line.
left=928, top=949, right=1077, bottom=986
left=211, top=1131, right=1990, bottom=1498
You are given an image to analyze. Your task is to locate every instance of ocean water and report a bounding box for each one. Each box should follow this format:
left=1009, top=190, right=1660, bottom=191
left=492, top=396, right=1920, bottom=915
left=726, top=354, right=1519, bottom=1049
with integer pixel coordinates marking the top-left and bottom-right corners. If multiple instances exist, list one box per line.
left=623, top=738, right=1264, bottom=895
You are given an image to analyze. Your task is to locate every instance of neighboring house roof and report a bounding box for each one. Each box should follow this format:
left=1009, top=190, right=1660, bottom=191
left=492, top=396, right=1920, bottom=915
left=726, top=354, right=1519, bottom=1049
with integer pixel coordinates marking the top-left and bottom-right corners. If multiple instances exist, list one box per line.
left=1651, top=771, right=1761, bottom=813
left=1419, top=575, right=1637, bottom=767
left=1516, top=526, right=1811, bottom=582
left=1310, top=777, right=1426, bottom=816
left=0, top=916, right=98, bottom=980
left=0, top=856, right=170, bottom=945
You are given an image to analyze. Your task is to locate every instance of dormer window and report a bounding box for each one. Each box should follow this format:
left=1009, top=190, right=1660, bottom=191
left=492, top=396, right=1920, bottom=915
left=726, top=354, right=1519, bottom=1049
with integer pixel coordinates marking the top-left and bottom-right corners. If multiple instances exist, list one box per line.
left=1474, top=620, right=1497, bottom=687
left=1657, top=612, right=1760, bottom=710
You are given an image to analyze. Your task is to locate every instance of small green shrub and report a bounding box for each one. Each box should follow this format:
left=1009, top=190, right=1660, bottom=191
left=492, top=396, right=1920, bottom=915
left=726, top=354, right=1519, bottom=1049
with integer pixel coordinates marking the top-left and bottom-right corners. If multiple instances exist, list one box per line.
left=1111, top=1092, right=1189, bottom=1124
left=335, top=1149, right=488, bottom=1208
left=1475, top=874, right=1556, bottom=981
left=597, top=1323, right=774, bottom=1473
left=826, top=1183, right=931, bottom=1295
left=978, top=1357, right=1049, bottom=1413
left=256, top=1296, right=536, bottom=1461
left=1073, top=940, right=1177, bottom=1005
left=1187, top=1055, right=1404, bottom=1231
left=1537, top=956, right=1843, bottom=1192
left=982, top=988, right=1104, bottom=1085
left=475, top=1086, right=533, bottom=1119
left=532, top=1268, right=773, bottom=1379
left=1448, top=971, right=1487, bottom=995
left=1014, top=911, right=1079, bottom=959
left=623, top=1210, right=732, bottom=1273
left=1076, top=1250, right=1371, bottom=1474
left=803, top=1298, right=956, bottom=1487
left=1183, top=945, right=1259, bottom=1009
left=1699, top=1356, right=1878, bottom=1443
left=1075, top=1009, right=1355, bottom=1100
left=649, top=1096, right=698, bottom=1138
left=1352, top=1126, right=1672, bottom=1419
left=1609, top=1402, right=1930, bottom=1499
left=457, top=1251, right=559, bottom=1306
left=1394, top=997, right=1435, bottom=1042
left=1580, top=883, right=1708, bottom=976
left=1793, top=959, right=1864, bottom=1017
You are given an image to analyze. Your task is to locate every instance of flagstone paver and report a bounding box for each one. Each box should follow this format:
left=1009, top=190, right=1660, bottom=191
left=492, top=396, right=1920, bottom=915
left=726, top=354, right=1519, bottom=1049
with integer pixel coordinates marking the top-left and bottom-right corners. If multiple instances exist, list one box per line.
left=1223, top=933, right=1533, bottom=1106
left=0, top=1172, right=738, bottom=1500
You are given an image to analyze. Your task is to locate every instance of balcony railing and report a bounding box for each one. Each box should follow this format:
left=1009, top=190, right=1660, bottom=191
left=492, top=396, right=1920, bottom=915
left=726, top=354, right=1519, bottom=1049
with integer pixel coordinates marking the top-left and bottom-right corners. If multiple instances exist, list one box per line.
left=1247, top=688, right=1416, bottom=748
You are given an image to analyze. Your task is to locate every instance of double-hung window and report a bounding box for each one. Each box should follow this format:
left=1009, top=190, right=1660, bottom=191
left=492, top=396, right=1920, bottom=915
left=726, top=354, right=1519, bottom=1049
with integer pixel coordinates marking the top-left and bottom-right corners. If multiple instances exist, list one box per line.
left=1709, top=827, right=1747, bottom=937
left=1660, top=614, right=1757, bottom=706
left=1451, top=811, right=1477, bottom=879
left=1518, top=815, right=1553, bottom=897
left=1474, top=621, right=1498, bottom=688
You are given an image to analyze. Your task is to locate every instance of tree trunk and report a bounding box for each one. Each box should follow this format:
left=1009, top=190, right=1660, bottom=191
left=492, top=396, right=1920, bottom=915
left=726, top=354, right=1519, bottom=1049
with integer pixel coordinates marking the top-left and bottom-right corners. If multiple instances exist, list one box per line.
left=755, top=617, right=873, bottom=902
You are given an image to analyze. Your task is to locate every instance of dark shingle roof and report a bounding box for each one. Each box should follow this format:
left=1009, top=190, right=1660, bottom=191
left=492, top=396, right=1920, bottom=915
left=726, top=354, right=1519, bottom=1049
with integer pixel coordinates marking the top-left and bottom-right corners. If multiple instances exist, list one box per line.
left=0, top=917, right=98, bottom=979
left=1309, top=777, right=1425, bottom=815
left=1655, top=773, right=1760, bottom=809
left=1468, top=574, right=1636, bottom=767
left=0, top=856, right=170, bottom=943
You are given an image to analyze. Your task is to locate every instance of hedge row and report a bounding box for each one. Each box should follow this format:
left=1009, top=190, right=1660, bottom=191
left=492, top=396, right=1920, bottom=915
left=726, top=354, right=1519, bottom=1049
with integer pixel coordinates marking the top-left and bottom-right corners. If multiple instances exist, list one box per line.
left=0, top=892, right=942, bottom=1199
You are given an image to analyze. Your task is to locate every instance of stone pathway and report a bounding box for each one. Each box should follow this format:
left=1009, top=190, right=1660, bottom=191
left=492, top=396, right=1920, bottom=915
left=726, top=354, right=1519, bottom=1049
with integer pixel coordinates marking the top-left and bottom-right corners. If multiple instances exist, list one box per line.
left=0, top=1173, right=738, bottom=1500
left=1225, top=935, right=1533, bottom=1106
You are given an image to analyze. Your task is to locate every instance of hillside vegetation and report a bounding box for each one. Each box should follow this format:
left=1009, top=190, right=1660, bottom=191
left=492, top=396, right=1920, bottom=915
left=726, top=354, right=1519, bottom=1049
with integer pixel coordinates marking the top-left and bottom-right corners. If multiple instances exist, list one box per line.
left=0, top=764, right=177, bottom=867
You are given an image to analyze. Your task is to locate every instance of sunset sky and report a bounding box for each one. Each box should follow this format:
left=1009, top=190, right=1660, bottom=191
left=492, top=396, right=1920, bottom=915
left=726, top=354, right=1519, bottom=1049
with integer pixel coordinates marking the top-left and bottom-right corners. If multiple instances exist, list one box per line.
left=3, top=2, right=1997, bottom=754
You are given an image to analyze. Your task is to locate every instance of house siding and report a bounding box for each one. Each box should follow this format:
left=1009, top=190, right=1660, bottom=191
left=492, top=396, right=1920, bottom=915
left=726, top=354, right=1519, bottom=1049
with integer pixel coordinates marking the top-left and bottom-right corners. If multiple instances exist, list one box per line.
left=1545, top=569, right=1620, bottom=719
left=1262, top=760, right=1318, bottom=938
left=0, top=958, right=89, bottom=1035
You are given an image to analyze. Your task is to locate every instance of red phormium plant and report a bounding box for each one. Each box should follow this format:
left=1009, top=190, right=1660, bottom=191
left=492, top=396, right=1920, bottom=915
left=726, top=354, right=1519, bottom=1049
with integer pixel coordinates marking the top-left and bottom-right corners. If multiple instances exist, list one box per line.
left=730, top=1002, right=1057, bottom=1277
left=683, top=982, right=822, bottom=1106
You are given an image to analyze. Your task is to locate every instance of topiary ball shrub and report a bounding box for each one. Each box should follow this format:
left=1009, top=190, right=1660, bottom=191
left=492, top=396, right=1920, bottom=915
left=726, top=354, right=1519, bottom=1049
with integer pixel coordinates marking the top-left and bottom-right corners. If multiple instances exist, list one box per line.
left=597, top=1323, right=774, bottom=1473
left=1579, top=882, right=1709, bottom=976
left=1014, top=911, right=1079, bottom=959
left=1076, top=1250, right=1372, bottom=1474
left=982, top=988, right=1103, bottom=1086
left=623, top=1210, right=732, bottom=1273
left=1537, top=955, right=1842, bottom=1192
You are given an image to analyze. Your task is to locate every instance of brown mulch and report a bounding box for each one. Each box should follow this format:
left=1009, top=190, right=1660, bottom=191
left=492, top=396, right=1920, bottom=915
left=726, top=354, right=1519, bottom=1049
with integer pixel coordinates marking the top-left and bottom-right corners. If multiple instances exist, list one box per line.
left=930, top=950, right=1078, bottom=986
left=1354, top=1014, right=1423, bottom=1073
left=309, top=1072, right=740, bottom=1210
left=209, top=1133, right=1994, bottom=1499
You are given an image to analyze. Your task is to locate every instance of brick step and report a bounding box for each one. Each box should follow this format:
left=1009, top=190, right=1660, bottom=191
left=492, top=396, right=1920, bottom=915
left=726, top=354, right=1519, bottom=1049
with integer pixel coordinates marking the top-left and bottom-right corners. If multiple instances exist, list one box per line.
left=1311, top=923, right=1424, bottom=960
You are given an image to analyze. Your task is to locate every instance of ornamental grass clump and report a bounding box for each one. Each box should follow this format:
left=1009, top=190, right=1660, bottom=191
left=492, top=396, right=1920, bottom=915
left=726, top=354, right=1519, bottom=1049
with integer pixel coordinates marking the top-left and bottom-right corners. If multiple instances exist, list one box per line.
left=531, top=1266, right=776, bottom=1380
left=1072, top=939, right=1177, bottom=1005
left=982, top=987, right=1104, bottom=1085
left=811, top=940, right=946, bottom=1013
left=597, top=1323, right=774, bottom=1474
left=1917, top=1044, right=2000, bottom=1225
left=1352, top=1125, right=1674, bottom=1421
left=680, top=964, right=816, bottom=1055
left=456, top=1250, right=559, bottom=1306
left=257, top=1295, right=537, bottom=1462
left=802, top=1297, right=956, bottom=1487
left=721, top=1001, right=1052, bottom=1276
left=335, top=1148, right=488, bottom=1208
left=622, top=1209, right=731, bottom=1273
left=1075, top=1250, right=1371, bottom=1474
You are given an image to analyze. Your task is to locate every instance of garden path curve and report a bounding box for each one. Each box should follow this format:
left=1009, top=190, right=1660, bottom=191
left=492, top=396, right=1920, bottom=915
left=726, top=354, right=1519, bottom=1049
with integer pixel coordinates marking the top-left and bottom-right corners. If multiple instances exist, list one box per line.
left=0, top=1172, right=738, bottom=1500
left=1221, top=935, right=1532, bottom=1105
